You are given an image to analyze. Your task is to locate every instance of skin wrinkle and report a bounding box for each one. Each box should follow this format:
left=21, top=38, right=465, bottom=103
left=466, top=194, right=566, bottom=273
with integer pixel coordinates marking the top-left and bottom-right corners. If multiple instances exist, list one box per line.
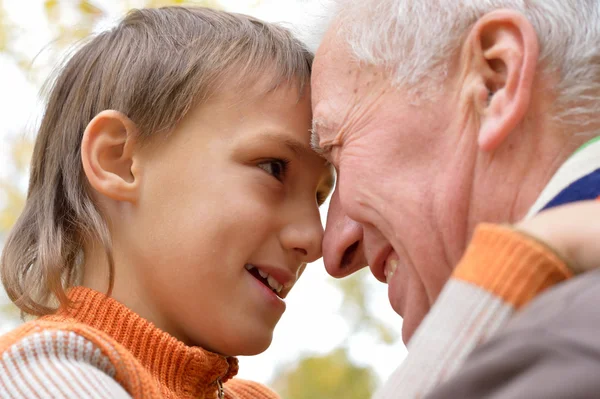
left=312, top=9, right=599, bottom=343
left=316, top=71, right=392, bottom=169
left=376, top=201, right=429, bottom=308
left=335, top=71, right=461, bottom=325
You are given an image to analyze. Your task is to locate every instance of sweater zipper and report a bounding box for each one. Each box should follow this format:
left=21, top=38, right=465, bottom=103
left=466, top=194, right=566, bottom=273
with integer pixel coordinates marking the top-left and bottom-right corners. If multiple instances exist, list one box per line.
left=215, top=358, right=230, bottom=399
left=216, top=378, right=224, bottom=399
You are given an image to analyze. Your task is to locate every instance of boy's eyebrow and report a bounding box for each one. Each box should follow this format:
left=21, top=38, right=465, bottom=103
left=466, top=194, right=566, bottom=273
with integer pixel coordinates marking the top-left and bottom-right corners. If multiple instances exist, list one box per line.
left=258, top=132, right=316, bottom=159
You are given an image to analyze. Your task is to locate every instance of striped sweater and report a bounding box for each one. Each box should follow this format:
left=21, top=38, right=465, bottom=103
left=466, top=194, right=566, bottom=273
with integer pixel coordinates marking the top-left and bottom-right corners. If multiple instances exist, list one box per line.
left=374, top=224, right=571, bottom=398
left=0, top=287, right=278, bottom=399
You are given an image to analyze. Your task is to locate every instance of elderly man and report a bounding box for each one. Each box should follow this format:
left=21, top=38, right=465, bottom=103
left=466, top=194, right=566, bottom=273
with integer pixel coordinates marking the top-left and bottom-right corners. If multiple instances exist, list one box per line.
left=310, top=0, right=600, bottom=397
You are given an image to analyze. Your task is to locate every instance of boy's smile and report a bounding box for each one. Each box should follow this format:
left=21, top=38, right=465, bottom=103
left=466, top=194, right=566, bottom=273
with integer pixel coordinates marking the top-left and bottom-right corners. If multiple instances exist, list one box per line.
left=244, top=263, right=295, bottom=297
left=85, top=78, right=333, bottom=357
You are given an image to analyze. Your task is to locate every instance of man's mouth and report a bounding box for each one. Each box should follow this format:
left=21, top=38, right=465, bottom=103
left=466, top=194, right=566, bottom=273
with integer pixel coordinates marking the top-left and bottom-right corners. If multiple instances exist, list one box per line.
left=368, top=245, right=401, bottom=285
left=384, top=259, right=398, bottom=283
left=245, top=264, right=285, bottom=298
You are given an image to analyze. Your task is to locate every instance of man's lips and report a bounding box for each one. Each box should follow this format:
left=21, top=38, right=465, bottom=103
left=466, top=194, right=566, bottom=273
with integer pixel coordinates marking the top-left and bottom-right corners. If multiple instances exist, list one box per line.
left=368, top=245, right=394, bottom=283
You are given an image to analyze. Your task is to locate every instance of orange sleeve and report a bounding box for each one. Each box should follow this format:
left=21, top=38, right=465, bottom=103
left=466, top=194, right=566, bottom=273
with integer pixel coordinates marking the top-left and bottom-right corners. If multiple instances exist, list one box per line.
left=453, top=224, right=572, bottom=309
left=224, top=378, right=280, bottom=399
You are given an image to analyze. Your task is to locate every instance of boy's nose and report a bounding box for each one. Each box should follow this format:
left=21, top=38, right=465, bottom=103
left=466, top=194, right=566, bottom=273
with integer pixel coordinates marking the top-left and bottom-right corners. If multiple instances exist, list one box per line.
left=322, top=188, right=367, bottom=278
left=280, top=208, right=324, bottom=263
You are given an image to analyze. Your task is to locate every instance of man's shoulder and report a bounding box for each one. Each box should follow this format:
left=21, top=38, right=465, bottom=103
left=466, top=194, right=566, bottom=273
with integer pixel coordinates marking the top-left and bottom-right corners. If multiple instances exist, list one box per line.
left=425, top=271, right=600, bottom=399
left=505, top=269, right=600, bottom=343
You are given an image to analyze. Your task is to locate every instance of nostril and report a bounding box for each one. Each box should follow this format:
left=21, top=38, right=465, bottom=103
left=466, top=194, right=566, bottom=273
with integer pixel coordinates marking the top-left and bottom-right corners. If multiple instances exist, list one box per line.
left=295, top=248, right=308, bottom=256
left=340, top=241, right=359, bottom=268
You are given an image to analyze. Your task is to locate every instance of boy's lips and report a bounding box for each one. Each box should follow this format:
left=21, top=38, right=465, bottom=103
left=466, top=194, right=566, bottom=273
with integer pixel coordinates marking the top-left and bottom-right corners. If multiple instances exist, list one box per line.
left=244, top=263, right=298, bottom=299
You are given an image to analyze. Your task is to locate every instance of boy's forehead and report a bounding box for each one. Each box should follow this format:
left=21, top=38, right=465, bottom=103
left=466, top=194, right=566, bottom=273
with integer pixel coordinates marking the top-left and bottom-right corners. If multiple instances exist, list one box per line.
left=207, top=62, right=310, bottom=104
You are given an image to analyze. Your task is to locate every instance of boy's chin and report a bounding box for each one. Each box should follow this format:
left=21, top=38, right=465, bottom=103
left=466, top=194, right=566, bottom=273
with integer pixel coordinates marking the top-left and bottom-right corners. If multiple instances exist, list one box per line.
left=232, top=332, right=274, bottom=357
left=211, top=330, right=274, bottom=357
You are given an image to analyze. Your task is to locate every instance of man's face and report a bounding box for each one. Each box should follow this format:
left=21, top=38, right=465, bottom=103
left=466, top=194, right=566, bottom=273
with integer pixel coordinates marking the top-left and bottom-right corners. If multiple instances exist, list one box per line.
left=312, top=32, right=478, bottom=343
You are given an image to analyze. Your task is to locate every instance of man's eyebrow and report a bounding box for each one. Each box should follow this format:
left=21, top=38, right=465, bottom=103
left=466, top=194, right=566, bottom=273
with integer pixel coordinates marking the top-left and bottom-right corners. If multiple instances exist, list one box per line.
left=310, top=119, right=332, bottom=156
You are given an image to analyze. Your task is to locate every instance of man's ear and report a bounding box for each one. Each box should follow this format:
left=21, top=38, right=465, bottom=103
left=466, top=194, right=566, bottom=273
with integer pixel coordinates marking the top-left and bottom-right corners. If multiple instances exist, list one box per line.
left=81, top=110, right=140, bottom=203
left=464, top=9, right=539, bottom=151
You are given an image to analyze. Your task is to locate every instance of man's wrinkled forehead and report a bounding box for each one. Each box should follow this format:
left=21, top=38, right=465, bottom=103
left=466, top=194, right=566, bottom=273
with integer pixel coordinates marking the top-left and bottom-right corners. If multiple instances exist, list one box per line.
left=311, top=39, right=391, bottom=160
left=311, top=30, right=358, bottom=158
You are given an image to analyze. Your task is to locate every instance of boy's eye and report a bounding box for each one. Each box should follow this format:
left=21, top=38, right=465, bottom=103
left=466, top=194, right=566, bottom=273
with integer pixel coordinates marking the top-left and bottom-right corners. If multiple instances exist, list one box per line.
left=257, top=159, right=289, bottom=182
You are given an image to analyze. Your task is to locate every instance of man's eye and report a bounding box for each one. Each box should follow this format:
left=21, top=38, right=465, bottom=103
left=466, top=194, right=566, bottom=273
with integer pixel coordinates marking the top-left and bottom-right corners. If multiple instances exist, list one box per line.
left=257, top=159, right=290, bottom=182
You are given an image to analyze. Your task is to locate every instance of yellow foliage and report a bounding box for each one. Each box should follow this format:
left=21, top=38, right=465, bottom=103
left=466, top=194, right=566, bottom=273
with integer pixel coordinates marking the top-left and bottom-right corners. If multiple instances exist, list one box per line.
left=0, top=0, right=10, bottom=54
left=0, top=182, right=24, bottom=233
left=43, top=0, right=59, bottom=24
left=146, top=0, right=222, bottom=8
left=273, top=348, right=377, bottom=399
left=78, top=0, right=103, bottom=16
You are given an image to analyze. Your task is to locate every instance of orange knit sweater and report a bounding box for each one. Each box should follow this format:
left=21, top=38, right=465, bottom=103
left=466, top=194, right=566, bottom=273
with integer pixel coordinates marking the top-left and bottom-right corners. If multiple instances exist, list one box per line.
left=0, top=287, right=279, bottom=399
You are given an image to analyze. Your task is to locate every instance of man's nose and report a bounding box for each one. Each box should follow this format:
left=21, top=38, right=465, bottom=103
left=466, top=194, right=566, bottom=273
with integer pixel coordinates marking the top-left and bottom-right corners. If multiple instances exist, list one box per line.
left=322, top=187, right=368, bottom=277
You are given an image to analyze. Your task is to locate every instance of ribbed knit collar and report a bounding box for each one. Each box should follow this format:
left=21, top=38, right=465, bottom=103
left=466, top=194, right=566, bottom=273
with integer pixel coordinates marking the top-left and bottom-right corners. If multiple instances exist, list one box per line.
left=525, top=137, right=600, bottom=218
left=52, top=286, right=239, bottom=397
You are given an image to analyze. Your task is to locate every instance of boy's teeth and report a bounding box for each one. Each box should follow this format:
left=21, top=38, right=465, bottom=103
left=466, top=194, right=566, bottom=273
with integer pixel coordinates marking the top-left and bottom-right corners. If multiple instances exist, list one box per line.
left=245, top=264, right=284, bottom=294
left=267, top=275, right=283, bottom=293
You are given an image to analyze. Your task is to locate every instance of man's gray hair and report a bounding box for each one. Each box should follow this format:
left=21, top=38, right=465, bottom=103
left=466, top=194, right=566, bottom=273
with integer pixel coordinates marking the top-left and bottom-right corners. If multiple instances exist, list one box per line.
left=315, top=0, right=600, bottom=130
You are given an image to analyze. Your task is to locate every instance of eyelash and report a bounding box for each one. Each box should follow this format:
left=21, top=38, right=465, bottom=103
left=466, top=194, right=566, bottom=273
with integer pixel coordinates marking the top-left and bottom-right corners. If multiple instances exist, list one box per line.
left=257, top=158, right=290, bottom=182
left=257, top=158, right=329, bottom=206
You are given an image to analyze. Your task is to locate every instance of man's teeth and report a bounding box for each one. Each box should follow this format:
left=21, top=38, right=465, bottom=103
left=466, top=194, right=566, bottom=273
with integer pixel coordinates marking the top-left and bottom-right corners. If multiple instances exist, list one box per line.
left=245, top=264, right=283, bottom=294
left=385, top=259, right=398, bottom=283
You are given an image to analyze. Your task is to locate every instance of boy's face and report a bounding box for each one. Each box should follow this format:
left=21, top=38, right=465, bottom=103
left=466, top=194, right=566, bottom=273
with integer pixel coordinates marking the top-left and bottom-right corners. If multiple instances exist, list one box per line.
left=122, top=82, right=332, bottom=355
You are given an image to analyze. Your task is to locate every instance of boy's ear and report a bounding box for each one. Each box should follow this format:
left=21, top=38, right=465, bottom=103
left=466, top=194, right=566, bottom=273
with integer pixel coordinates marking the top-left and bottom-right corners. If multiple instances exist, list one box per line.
left=81, top=110, right=140, bottom=203
left=463, top=9, right=539, bottom=151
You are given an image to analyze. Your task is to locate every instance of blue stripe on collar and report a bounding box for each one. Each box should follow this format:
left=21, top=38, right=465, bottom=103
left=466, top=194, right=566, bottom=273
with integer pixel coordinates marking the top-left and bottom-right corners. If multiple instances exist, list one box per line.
left=541, top=168, right=600, bottom=212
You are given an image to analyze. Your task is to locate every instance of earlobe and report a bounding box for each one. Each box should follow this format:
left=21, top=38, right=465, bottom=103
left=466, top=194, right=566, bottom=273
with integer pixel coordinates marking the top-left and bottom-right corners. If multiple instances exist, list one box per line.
left=81, top=110, right=140, bottom=203
left=466, top=10, right=540, bottom=152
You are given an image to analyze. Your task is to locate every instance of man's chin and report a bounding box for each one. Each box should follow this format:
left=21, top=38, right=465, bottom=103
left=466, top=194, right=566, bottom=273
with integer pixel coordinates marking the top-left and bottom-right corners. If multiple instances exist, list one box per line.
left=387, top=275, right=412, bottom=343
left=387, top=268, right=405, bottom=313
left=388, top=277, right=428, bottom=345
left=400, top=316, right=419, bottom=345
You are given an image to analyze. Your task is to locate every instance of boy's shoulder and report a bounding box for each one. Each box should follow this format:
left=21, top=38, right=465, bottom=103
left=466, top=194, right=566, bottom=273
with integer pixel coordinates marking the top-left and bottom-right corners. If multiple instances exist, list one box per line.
left=0, top=316, right=96, bottom=354
left=0, top=319, right=280, bottom=399
left=0, top=315, right=131, bottom=361
left=0, top=317, right=135, bottom=398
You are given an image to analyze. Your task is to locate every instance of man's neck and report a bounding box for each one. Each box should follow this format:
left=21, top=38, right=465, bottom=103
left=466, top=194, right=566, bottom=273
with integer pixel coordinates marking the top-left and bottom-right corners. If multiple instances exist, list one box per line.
left=470, top=124, right=585, bottom=229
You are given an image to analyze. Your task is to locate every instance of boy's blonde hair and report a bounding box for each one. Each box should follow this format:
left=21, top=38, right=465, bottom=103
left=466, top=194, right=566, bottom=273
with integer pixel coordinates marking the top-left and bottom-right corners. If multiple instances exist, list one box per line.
left=1, top=6, right=313, bottom=316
